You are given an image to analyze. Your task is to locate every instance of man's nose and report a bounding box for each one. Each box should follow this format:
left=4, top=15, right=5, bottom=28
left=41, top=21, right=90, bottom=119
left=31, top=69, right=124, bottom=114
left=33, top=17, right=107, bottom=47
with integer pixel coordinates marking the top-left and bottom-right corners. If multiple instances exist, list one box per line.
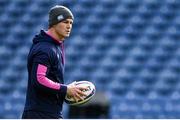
left=67, top=23, right=72, bottom=28
left=67, top=27, right=71, bottom=31
left=67, top=25, right=70, bottom=29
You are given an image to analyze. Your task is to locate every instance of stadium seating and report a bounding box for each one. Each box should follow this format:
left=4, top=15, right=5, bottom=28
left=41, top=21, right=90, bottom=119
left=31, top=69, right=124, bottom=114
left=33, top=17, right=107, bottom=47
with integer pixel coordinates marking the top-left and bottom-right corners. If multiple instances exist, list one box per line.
left=0, top=0, right=180, bottom=118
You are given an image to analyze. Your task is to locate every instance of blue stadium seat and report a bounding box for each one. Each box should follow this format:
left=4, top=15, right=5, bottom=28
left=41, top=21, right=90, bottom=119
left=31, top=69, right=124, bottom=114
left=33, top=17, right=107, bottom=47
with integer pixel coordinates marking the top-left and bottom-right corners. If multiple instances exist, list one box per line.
left=154, top=80, right=174, bottom=96
left=138, top=69, right=158, bottom=85
left=109, top=78, right=129, bottom=96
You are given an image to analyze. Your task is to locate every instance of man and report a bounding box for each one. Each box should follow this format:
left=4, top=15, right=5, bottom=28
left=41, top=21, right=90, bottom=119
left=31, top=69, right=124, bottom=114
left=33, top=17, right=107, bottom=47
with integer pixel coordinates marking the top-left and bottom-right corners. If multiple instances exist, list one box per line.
left=22, top=5, right=87, bottom=119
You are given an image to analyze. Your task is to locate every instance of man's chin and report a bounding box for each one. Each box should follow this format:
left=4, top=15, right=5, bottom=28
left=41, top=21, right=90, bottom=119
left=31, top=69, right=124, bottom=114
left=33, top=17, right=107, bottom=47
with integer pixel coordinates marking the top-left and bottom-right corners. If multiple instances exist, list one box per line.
left=64, top=34, right=70, bottom=38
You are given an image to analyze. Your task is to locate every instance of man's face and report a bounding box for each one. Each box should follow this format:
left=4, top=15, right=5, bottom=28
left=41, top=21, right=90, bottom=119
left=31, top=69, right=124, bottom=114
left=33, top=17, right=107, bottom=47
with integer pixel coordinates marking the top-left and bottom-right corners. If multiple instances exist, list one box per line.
left=54, top=18, right=73, bottom=40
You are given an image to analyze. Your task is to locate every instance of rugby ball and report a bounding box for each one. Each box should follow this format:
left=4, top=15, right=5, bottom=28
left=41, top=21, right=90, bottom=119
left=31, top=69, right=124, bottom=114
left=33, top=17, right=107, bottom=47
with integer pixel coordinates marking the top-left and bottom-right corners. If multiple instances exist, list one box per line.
left=65, top=81, right=95, bottom=106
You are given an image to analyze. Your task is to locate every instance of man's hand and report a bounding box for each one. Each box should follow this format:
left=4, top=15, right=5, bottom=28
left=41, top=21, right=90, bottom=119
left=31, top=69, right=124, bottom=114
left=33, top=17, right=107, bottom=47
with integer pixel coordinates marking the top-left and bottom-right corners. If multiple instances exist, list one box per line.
left=66, top=81, right=87, bottom=102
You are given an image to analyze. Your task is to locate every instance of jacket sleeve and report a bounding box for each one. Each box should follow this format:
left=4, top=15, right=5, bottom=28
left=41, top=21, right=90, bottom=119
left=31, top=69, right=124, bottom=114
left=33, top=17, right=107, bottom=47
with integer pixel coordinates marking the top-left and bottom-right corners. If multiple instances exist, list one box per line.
left=31, top=47, right=67, bottom=97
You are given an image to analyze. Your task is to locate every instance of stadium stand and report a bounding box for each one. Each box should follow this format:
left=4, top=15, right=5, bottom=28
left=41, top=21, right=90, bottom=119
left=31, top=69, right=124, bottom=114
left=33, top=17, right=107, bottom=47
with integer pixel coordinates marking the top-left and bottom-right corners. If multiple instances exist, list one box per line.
left=0, top=0, right=180, bottom=118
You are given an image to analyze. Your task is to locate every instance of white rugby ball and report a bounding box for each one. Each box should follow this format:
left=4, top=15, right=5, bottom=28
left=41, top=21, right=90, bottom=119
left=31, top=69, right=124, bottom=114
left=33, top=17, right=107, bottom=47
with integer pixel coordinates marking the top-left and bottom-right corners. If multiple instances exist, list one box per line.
left=65, top=81, right=96, bottom=106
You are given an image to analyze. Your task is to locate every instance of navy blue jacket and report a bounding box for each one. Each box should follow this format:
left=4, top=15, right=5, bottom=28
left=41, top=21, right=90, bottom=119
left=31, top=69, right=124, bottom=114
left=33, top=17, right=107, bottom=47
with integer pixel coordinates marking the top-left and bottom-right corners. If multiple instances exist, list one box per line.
left=23, top=30, right=67, bottom=118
